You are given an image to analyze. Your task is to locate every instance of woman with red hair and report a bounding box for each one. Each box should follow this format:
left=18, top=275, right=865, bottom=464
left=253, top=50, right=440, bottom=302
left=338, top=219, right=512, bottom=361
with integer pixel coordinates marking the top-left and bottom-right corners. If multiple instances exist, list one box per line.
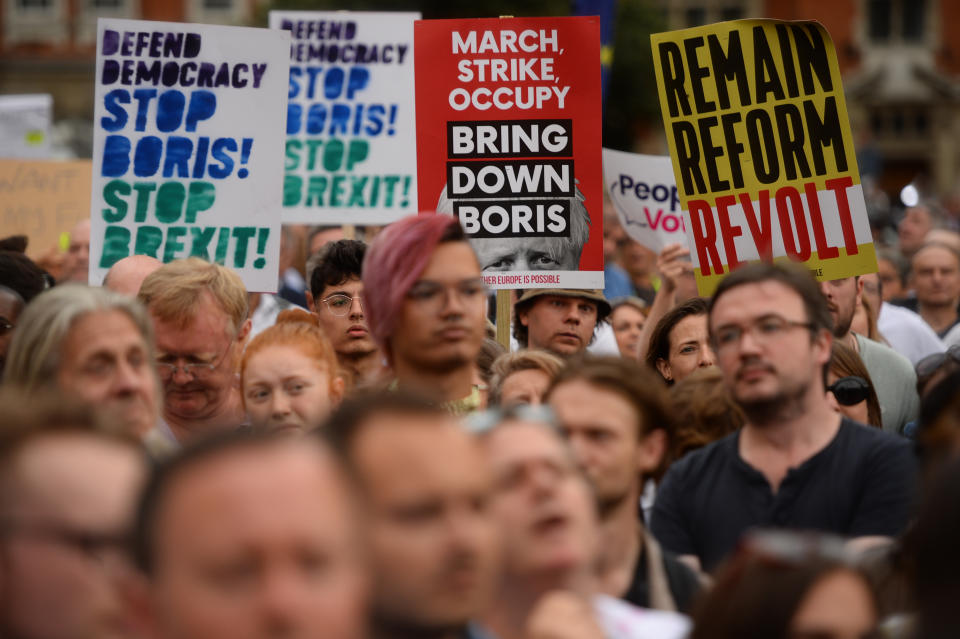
left=241, top=309, right=344, bottom=433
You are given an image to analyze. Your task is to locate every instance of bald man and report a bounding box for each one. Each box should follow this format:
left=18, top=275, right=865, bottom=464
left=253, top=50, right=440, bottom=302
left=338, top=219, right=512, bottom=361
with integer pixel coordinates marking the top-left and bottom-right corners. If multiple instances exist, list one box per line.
left=104, top=255, right=163, bottom=297
left=910, top=242, right=960, bottom=338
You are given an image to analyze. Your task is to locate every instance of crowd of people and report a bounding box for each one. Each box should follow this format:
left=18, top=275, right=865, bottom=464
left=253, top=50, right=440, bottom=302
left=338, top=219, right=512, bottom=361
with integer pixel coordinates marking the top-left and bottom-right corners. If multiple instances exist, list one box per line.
left=1, top=197, right=960, bottom=639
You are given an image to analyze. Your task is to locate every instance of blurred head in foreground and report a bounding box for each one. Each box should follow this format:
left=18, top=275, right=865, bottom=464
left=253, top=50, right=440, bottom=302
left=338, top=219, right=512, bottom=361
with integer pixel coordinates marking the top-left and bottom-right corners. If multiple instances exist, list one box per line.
left=488, top=349, right=565, bottom=408
left=128, top=430, right=368, bottom=639
left=690, top=531, right=877, bottom=639
left=469, top=406, right=598, bottom=592
left=324, top=392, right=500, bottom=637
left=0, top=392, right=146, bottom=639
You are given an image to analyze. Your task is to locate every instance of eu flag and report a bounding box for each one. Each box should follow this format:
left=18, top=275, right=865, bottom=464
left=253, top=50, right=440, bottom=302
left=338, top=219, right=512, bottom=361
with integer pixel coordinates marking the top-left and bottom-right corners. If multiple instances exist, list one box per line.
left=571, top=0, right=616, bottom=108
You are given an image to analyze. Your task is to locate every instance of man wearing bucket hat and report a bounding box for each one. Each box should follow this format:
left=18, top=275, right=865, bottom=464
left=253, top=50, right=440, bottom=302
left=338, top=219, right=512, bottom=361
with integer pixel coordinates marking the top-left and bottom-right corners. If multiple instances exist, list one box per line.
left=514, top=288, right=612, bottom=357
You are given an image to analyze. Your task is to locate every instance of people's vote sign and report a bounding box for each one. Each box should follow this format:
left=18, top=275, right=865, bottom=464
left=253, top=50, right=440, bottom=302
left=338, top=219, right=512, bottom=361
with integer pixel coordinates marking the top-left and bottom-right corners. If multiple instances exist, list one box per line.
left=90, top=19, right=290, bottom=292
left=415, top=17, right=604, bottom=290
left=271, top=11, right=419, bottom=225
left=651, top=20, right=876, bottom=295
left=602, top=149, right=686, bottom=252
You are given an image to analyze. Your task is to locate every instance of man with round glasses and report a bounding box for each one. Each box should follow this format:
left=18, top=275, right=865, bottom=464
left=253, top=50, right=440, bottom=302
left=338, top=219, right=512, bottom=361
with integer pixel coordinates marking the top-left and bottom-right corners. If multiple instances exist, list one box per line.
left=138, top=258, right=251, bottom=444
left=306, top=239, right=386, bottom=389
left=651, top=262, right=916, bottom=575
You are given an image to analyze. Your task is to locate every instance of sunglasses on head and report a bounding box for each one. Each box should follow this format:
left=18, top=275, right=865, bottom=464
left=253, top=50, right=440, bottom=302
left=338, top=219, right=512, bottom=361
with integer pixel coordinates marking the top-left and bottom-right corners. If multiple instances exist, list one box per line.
left=464, top=404, right=558, bottom=435
left=827, top=376, right=870, bottom=406
left=915, top=344, right=960, bottom=380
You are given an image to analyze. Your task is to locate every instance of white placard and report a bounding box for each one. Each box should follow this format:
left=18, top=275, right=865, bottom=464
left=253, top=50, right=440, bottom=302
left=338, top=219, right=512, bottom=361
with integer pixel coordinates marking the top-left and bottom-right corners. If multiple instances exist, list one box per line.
left=603, top=148, right=687, bottom=252
left=270, top=11, right=419, bottom=225
left=90, top=18, right=290, bottom=292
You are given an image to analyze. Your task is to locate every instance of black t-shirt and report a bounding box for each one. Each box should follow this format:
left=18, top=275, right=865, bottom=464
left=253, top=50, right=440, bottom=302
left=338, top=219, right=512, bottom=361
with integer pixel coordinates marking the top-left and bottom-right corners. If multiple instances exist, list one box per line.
left=650, top=419, right=917, bottom=573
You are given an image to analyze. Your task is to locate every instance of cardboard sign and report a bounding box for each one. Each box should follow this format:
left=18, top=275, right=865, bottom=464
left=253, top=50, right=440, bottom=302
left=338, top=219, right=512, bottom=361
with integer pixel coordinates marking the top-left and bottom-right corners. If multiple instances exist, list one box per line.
left=0, top=95, right=52, bottom=159
left=415, top=17, right=604, bottom=289
left=271, top=11, right=420, bottom=225
left=651, top=20, right=876, bottom=294
left=0, top=159, right=91, bottom=257
left=89, top=18, right=290, bottom=292
left=603, top=149, right=686, bottom=252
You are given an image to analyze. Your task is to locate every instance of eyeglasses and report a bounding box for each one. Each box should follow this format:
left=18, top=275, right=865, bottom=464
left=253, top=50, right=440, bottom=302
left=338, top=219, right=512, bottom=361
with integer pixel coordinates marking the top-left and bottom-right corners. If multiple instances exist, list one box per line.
left=826, top=376, right=871, bottom=406
left=0, top=520, right=129, bottom=564
left=738, top=530, right=853, bottom=566
left=322, top=293, right=363, bottom=316
left=465, top=404, right=558, bottom=435
left=915, top=344, right=960, bottom=380
left=406, top=278, right=487, bottom=309
left=711, top=315, right=815, bottom=353
left=0, top=316, right=13, bottom=336
left=156, top=344, right=231, bottom=380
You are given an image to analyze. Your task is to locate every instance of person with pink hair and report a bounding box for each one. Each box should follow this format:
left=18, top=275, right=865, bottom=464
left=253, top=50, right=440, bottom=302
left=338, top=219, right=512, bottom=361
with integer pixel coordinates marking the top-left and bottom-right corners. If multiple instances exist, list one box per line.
left=362, top=215, right=488, bottom=411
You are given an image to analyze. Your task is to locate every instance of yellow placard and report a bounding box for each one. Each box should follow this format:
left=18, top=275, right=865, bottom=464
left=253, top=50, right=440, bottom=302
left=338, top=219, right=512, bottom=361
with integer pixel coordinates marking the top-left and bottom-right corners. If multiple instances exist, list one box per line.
left=651, top=20, right=876, bottom=295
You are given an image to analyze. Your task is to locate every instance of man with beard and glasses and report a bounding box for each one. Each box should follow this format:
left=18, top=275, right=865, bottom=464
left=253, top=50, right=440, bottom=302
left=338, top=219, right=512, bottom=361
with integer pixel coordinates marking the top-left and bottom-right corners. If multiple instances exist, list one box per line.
left=819, top=276, right=919, bottom=434
left=323, top=392, right=500, bottom=639
left=546, top=357, right=701, bottom=612
left=363, top=215, right=488, bottom=412
left=650, top=263, right=917, bottom=575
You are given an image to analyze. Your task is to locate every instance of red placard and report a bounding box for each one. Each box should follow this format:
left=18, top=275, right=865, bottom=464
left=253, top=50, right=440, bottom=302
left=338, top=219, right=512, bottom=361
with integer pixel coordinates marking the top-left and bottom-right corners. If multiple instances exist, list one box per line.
left=415, top=17, right=603, bottom=289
